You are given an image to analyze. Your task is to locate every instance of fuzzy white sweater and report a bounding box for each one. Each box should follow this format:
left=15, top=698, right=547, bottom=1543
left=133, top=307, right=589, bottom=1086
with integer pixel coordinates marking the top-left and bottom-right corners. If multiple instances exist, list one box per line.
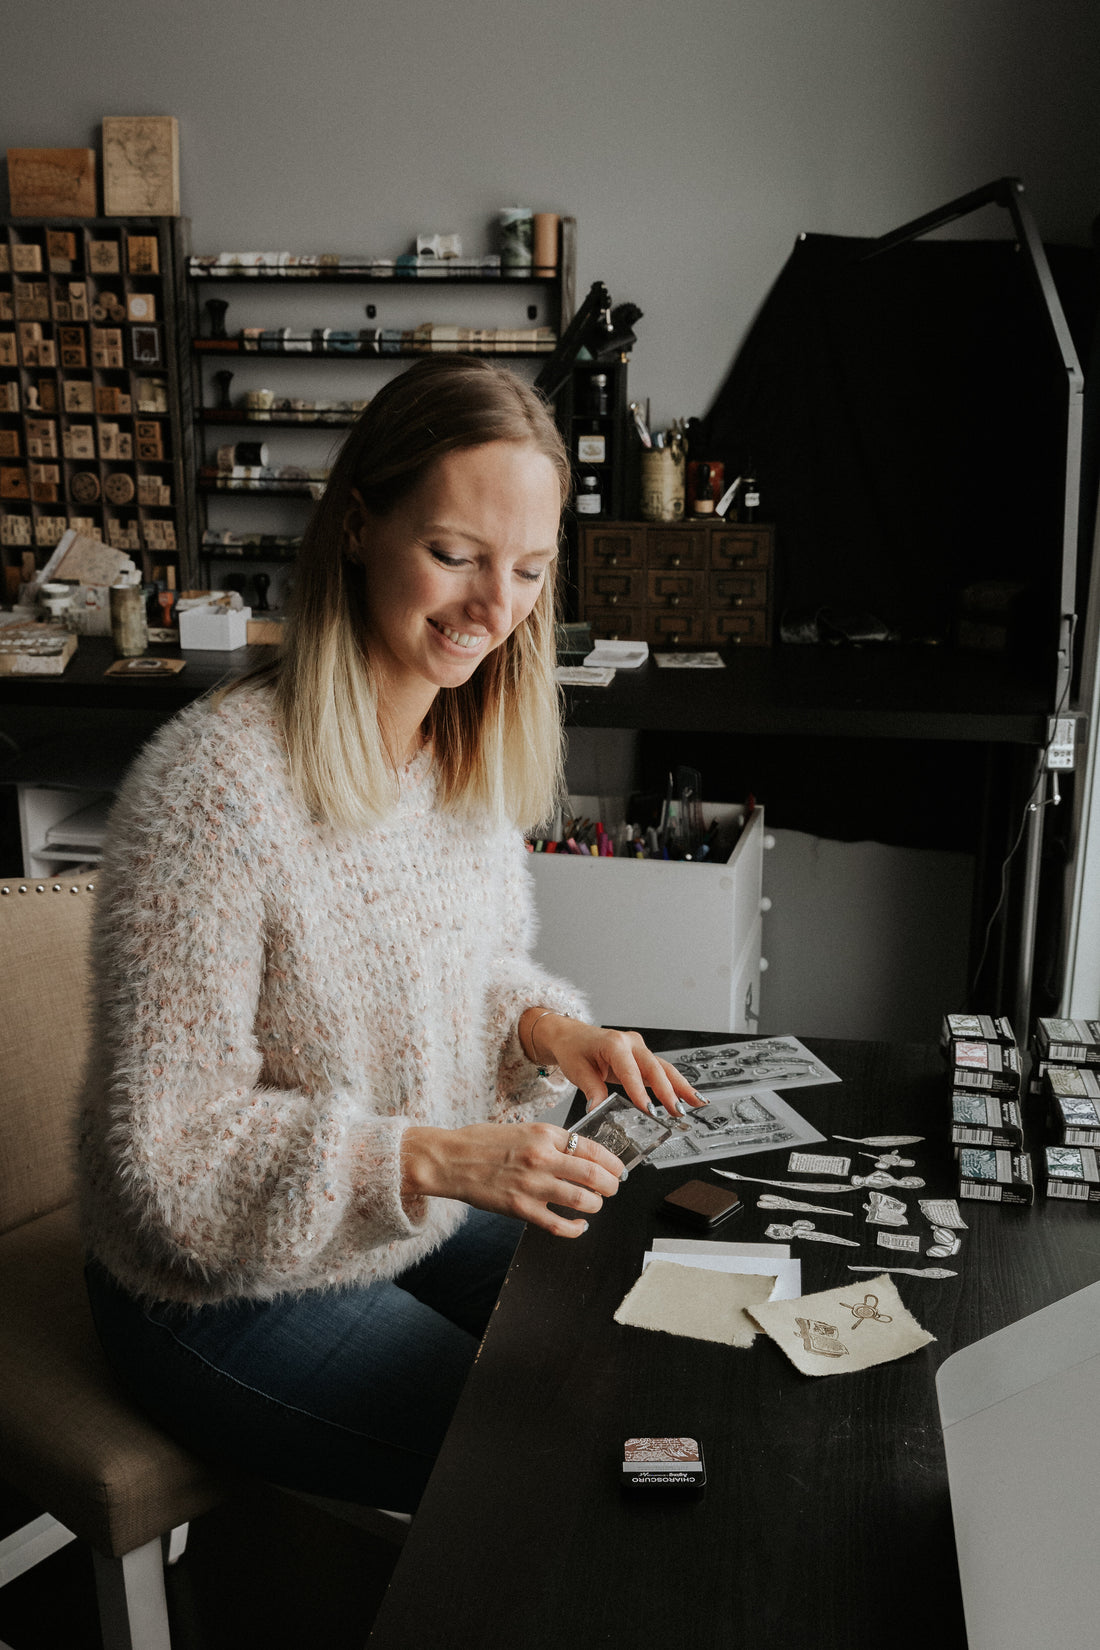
left=77, top=687, right=585, bottom=1305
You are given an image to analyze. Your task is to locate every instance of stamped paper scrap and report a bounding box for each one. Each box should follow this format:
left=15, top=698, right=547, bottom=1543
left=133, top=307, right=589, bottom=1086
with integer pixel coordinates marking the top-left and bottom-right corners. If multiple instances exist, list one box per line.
left=747, top=1274, right=934, bottom=1376
left=615, top=1259, right=776, bottom=1349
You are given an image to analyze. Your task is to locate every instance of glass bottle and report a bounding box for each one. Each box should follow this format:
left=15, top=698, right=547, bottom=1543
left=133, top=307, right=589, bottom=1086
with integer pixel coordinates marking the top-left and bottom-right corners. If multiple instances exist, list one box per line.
left=576, top=473, right=602, bottom=516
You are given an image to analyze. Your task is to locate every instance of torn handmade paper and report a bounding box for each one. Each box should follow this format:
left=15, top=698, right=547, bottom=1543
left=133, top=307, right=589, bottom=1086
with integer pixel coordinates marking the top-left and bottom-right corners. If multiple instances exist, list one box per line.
left=615, top=1259, right=776, bottom=1348
left=747, top=1273, right=934, bottom=1376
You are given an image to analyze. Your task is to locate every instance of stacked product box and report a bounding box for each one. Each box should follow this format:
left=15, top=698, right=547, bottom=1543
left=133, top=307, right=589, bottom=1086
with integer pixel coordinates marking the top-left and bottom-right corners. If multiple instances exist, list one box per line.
left=1034, top=1032, right=1100, bottom=1203
left=1029, top=1016, right=1100, bottom=1100
left=941, top=1014, right=1034, bottom=1204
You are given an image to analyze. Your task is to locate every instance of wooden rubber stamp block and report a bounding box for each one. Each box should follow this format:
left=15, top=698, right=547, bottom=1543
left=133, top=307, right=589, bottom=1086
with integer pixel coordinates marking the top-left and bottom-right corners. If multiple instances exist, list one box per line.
left=89, top=240, right=121, bottom=274
left=10, top=244, right=43, bottom=273
left=127, top=236, right=159, bottom=275
left=102, top=117, right=179, bottom=216
left=127, top=292, right=157, bottom=322
left=47, top=229, right=77, bottom=269
left=7, top=148, right=97, bottom=216
left=63, top=380, right=95, bottom=413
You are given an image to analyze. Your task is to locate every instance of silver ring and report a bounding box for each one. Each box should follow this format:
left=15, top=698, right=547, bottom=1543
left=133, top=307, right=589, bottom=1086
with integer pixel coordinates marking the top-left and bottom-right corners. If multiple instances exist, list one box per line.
left=565, top=1132, right=580, bottom=1155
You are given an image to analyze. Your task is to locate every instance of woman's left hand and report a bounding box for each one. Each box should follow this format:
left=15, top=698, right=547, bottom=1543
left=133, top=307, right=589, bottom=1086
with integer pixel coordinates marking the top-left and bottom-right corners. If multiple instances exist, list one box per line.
left=520, top=1012, right=705, bottom=1120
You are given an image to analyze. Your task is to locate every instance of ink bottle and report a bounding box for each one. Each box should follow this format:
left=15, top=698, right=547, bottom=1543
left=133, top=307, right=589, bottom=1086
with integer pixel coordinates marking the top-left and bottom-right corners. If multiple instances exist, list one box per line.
left=576, top=474, right=602, bottom=515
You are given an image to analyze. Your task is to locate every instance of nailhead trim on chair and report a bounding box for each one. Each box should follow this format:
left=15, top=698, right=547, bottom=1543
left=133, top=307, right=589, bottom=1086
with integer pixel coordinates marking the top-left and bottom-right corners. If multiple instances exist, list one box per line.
left=0, top=882, right=95, bottom=894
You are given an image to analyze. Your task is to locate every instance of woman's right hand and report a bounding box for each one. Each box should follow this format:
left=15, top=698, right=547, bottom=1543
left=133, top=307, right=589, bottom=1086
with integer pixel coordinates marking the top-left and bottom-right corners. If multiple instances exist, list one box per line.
left=401, top=1121, right=624, bottom=1238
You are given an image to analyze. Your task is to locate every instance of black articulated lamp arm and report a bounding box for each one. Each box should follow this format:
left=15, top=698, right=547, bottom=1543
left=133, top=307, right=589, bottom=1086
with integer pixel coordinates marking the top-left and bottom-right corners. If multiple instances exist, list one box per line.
left=534, top=282, right=642, bottom=402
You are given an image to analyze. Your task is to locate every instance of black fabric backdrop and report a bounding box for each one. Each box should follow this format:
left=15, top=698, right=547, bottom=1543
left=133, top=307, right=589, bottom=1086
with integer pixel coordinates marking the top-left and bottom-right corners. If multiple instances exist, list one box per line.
left=699, top=231, right=1097, bottom=659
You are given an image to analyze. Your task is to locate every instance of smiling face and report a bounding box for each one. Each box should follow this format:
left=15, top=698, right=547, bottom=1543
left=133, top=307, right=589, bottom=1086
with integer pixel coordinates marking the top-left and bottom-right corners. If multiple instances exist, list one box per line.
left=350, top=439, right=561, bottom=746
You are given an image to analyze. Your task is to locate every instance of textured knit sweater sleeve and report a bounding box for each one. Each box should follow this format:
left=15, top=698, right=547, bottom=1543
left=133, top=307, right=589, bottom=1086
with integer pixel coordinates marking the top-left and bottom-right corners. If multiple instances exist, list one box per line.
left=78, top=690, right=585, bottom=1305
left=482, top=833, right=590, bottom=1123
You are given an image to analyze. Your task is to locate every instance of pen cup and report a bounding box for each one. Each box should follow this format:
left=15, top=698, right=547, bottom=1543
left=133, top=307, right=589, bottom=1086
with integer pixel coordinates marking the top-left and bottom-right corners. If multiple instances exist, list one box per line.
left=640, top=449, right=685, bottom=522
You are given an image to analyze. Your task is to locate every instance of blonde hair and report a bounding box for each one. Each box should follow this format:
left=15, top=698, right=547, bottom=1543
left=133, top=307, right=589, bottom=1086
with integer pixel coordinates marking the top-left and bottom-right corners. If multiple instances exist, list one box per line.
left=238, top=357, right=569, bottom=832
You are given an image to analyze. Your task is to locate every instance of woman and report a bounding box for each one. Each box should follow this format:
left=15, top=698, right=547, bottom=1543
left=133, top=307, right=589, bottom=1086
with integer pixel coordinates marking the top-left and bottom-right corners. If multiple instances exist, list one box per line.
left=80, top=356, right=701, bottom=1511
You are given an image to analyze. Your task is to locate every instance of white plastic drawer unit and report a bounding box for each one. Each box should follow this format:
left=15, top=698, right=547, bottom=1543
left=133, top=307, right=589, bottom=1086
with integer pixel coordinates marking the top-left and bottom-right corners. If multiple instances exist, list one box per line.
left=527, top=806, right=768, bottom=1033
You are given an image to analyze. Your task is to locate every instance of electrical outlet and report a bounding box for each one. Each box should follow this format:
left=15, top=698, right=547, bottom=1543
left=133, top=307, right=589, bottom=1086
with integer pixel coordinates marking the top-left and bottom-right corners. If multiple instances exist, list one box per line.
left=1047, top=716, right=1077, bottom=770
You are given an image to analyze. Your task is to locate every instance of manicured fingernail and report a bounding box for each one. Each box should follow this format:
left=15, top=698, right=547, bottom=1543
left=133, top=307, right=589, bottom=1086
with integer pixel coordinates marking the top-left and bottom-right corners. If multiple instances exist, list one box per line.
left=619, top=1169, right=629, bottom=1184
left=674, top=1100, right=688, bottom=1115
left=578, top=1221, right=589, bottom=1234
left=646, top=1100, right=663, bottom=1119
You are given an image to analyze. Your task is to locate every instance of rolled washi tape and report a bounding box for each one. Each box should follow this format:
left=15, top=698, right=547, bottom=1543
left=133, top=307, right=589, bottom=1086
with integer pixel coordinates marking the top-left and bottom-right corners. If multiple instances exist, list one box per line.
left=216, top=441, right=269, bottom=470
left=499, top=207, right=533, bottom=270
left=532, top=213, right=559, bottom=275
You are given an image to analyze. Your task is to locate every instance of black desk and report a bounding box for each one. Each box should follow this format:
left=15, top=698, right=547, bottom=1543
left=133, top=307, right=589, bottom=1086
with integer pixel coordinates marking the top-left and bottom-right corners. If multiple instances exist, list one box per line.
left=0, top=640, right=1059, bottom=1026
left=368, top=1035, right=1100, bottom=1650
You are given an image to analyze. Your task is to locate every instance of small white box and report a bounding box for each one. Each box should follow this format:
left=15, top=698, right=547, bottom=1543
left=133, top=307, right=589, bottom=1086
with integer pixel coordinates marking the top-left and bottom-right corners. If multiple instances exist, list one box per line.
left=178, top=605, right=251, bottom=651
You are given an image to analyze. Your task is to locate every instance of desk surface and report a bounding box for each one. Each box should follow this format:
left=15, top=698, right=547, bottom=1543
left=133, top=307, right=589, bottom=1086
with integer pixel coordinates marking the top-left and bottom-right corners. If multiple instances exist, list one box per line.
left=0, top=635, right=1052, bottom=743
left=368, top=1035, right=1100, bottom=1650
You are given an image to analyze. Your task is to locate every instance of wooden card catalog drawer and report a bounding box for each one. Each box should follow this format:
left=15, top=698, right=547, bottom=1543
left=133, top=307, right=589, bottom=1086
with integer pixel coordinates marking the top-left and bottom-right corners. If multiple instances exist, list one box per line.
left=710, top=527, right=771, bottom=571
left=577, top=520, right=774, bottom=648
left=585, top=567, right=645, bottom=606
left=647, top=568, right=706, bottom=608
left=583, top=527, right=644, bottom=568
left=582, top=605, right=647, bottom=641
left=648, top=528, right=707, bottom=569
left=711, top=569, right=768, bottom=607
left=650, top=607, right=706, bottom=644
left=707, top=608, right=769, bottom=646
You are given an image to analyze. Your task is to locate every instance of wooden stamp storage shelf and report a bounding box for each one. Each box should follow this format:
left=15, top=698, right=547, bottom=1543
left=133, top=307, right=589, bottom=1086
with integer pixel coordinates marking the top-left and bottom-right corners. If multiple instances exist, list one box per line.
left=0, top=217, right=196, bottom=589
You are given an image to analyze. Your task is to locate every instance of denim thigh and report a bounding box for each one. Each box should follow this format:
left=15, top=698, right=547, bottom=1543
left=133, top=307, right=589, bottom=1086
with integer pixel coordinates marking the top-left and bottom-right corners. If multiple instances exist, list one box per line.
left=85, top=1210, right=522, bottom=1511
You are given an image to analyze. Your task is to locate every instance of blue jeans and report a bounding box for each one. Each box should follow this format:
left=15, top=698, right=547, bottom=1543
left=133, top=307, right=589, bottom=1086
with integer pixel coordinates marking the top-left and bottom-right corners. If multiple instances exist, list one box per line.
left=85, top=1210, right=522, bottom=1513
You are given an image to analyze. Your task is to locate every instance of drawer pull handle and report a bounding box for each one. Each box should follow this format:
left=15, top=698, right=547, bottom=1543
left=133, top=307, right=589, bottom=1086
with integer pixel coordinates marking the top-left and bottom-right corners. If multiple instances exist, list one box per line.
left=610, top=595, right=618, bottom=605
left=610, top=556, right=618, bottom=567
left=672, top=556, right=681, bottom=567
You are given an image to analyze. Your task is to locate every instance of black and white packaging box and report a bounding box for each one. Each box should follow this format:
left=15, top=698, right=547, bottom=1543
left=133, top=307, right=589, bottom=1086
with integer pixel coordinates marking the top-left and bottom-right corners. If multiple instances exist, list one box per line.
left=1043, top=1067, right=1100, bottom=1147
left=1035, top=1018, right=1100, bottom=1069
left=950, top=1090, right=1024, bottom=1150
left=941, top=1013, right=1016, bottom=1054
left=949, top=1040, right=1022, bottom=1096
left=958, top=1146, right=1034, bottom=1205
left=1041, top=1144, right=1100, bottom=1203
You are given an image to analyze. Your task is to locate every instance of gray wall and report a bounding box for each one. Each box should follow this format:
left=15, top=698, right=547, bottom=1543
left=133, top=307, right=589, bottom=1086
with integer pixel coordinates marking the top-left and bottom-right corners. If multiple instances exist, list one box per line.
left=2, top=0, right=1098, bottom=425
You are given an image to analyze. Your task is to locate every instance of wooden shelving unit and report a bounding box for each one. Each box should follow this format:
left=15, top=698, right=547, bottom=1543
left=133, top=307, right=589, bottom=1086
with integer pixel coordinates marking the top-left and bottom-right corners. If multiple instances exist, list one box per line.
left=188, top=226, right=577, bottom=585
left=0, top=216, right=196, bottom=590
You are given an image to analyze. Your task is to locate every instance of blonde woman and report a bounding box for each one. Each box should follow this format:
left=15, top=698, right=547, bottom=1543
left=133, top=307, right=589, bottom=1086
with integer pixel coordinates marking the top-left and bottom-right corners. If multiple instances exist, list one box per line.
left=80, top=357, right=700, bottom=1511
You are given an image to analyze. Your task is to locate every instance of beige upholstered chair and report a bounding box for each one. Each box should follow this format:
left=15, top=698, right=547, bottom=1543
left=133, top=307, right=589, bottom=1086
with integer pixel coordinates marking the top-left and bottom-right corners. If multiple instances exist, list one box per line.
left=0, top=876, right=238, bottom=1650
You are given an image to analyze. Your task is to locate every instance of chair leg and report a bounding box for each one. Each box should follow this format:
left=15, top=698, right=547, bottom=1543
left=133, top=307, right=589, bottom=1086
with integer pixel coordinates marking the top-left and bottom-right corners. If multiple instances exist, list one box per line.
left=165, top=1524, right=189, bottom=1566
left=0, top=1512, right=76, bottom=1586
left=92, top=1537, right=172, bottom=1650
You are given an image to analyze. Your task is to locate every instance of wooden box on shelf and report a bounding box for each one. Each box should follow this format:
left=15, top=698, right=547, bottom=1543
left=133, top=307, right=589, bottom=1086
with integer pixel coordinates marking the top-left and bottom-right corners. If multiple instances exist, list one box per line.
left=576, top=518, right=774, bottom=648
